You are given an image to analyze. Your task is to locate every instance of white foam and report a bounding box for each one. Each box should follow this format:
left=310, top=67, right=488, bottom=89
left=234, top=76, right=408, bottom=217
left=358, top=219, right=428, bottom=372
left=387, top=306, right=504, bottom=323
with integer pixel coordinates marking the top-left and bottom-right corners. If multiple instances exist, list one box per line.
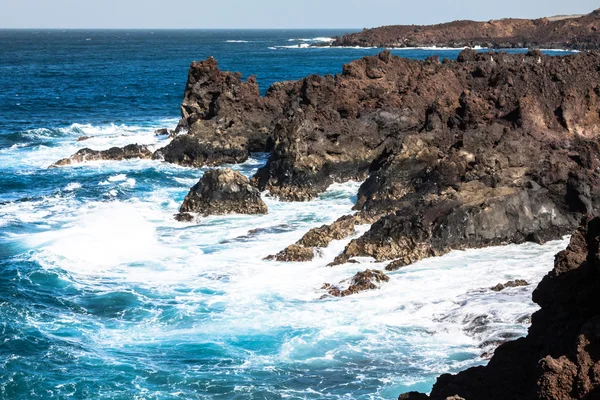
left=63, top=182, right=82, bottom=191
left=0, top=119, right=178, bottom=170
left=9, top=152, right=569, bottom=395
left=226, top=40, right=250, bottom=43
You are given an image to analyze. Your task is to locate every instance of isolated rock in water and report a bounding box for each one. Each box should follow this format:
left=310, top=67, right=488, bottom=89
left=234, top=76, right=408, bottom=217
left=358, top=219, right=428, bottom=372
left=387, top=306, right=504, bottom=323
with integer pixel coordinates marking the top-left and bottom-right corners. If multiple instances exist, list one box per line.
left=490, top=279, right=529, bottom=292
left=399, top=217, right=600, bottom=399
left=176, top=168, right=267, bottom=220
left=322, top=269, right=389, bottom=297
left=52, top=144, right=153, bottom=167
left=328, top=9, right=600, bottom=50
left=76, top=135, right=91, bottom=142
left=265, top=244, right=314, bottom=262
left=152, top=134, right=248, bottom=167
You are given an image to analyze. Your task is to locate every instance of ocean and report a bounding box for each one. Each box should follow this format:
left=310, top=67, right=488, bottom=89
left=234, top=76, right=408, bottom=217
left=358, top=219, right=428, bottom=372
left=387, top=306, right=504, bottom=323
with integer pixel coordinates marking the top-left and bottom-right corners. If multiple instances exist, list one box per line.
left=0, top=30, right=570, bottom=399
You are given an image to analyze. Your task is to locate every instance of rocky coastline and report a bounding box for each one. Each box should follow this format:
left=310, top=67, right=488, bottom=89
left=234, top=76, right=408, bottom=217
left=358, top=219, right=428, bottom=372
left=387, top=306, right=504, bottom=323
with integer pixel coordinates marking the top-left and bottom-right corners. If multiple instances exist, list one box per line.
left=400, top=217, right=600, bottom=399
left=52, top=47, right=600, bottom=396
left=325, top=9, right=600, bottom=50
left=55, top=49, right=600, bottom=271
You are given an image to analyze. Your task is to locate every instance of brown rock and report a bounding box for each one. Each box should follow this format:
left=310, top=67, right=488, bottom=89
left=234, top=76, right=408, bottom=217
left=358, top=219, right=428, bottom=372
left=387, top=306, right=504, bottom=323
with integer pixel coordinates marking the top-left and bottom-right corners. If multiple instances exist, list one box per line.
left=490, top=279, right=529, bottom=291
left=322, top=269, right=390, bottom=297
left=265, top=244, right=314, bottom=262
left=328, top=9, right=600, bottom=50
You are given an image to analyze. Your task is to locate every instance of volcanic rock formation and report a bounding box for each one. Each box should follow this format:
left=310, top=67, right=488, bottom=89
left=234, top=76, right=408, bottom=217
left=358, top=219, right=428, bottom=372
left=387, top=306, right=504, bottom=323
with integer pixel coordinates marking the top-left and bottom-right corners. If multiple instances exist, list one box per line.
left=327, top=9, right=600, bottom=50
left=176, top=168, right=267, bottom=221
left=322, top=269, right=390, bottom=297
left=400, top=217, right=600, bottom=399
left=52, top=144, right=153, bottom=167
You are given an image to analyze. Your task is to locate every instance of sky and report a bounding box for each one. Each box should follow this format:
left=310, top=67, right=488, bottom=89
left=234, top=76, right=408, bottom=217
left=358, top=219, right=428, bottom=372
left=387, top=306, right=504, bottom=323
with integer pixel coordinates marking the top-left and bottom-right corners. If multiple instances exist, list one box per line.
left=0, top=0, right=598, bottom=29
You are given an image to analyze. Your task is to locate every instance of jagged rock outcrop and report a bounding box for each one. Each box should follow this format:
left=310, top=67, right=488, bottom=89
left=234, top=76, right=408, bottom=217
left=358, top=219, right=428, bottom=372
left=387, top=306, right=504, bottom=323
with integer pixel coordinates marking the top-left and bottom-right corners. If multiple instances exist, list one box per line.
left=52, top=144, right=153, bottom=167
left=322, top=269, right=389, bottom=297
left=152, top=134, right=248, bottom=167
left=168, top=57, right=286, bottom=167
left=328, top=9, right=600, bottom=50
left=328, top=49, right=600, bottom=266
left=267, top=213, right=381, bottom=262
left=400, top=217, right=600, bottom=400
left=176, top=168, right=267, bottom=221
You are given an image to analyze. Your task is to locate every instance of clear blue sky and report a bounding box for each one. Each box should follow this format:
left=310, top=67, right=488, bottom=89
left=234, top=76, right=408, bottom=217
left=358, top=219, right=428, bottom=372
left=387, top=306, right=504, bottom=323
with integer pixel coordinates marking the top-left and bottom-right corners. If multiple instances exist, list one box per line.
left=0, top=0, right=597, bottom=29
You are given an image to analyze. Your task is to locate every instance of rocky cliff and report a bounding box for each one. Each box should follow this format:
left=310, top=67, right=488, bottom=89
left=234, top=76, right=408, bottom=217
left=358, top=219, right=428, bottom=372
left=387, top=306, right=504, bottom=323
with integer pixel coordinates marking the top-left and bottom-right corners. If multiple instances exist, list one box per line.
left=55, top=50, right=600, bottom=271
left=400, top=217, right=600, bottom=400
left=327, top=9, right=600, bottom=50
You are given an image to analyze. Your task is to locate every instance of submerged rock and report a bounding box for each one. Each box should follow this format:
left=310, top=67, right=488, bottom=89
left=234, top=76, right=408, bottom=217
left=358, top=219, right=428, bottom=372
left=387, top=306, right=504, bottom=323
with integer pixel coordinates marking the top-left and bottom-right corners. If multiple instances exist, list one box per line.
left=322, top=269, right=389, bottom=297
left=399, top=217, right=600, bottom=399
left=176, top=168, right=267, bottom=220
left=52, top=144, right=153, bottom=167
left=490, top=279, right=529, bottom=292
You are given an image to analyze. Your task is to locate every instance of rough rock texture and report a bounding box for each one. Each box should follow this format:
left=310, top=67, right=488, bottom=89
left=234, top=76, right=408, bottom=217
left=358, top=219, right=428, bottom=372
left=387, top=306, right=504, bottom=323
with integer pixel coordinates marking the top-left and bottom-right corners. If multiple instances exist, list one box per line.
left=328, top=9, right=600, bottom=50
left=267, top=213, right=381, bottom=262
left=265, top=244, right=314, bottom=262
left=52, top=144, right=153, bottom=167
left=322, top=269, right=389, bottom=297
left=165, top=57, right=287, bottom=167
left=176, top=168, right=267, bottom=220
left=490, top=279, right=529, bottom=292
left=400, top=217, right=600, bottom=400
left=328, top=49, right=600, bottom=265
left=152, top=134, right=248, bottom=167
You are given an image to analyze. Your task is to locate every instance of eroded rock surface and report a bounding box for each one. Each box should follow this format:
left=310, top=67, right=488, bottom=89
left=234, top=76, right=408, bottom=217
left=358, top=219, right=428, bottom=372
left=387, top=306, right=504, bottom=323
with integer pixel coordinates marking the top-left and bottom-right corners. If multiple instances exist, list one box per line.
left=400, top=217, right=600, bottom=400
left=322, top=269, right=389, bottom=297
left=267, top=213, right=381, bottom=262
left=176, top=168, right=267, bottom=220
left=52, top=144, right=153, bottom=167
left=328, top=9, right=600, bottom=50
left=328, top=49, right=600, bottom=265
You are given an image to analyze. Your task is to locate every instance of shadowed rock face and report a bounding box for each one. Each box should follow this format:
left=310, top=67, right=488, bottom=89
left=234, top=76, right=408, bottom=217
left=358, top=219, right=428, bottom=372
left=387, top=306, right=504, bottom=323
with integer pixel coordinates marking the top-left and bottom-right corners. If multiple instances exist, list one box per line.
left=328, top=9, right=600, bottom=50
left=400, top=217, right=600, bottom=400
left=176, top=168, right=267, bottom=220
left=52, top=144, right=153, bottom=167
left=326, top=49, right=600, bottom=265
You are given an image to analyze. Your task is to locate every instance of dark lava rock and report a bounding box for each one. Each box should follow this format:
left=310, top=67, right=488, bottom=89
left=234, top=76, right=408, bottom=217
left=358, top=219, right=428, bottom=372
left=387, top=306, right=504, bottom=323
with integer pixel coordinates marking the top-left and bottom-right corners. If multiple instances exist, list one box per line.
left=76, top=136, right=91, bottom=142
left=399, top=217, right=600, bottom=399
left=52, top=144, right=153, bottom=167
left=152, top=134, right=248, bottom=167
left=322, top=269, right=390, bottom=297
left=490, top=279, right=529, bottom=291
left=176, top=168, right=267, bottom=220
left=328, top=9, right=600, bottom=50
left=172, top=49, right=600, bottom=270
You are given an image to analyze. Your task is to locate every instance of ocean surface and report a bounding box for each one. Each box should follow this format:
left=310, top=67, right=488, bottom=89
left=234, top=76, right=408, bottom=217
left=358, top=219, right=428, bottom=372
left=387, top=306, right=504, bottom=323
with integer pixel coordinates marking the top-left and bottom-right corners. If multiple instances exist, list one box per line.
left=0, top=30, right=572, bottom=399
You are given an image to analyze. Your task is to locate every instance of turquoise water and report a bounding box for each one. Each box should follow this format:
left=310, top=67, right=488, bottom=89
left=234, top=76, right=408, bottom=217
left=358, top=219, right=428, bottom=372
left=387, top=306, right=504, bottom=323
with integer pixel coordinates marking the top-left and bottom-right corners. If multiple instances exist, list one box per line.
left=0, top=30, right=570, bottom=399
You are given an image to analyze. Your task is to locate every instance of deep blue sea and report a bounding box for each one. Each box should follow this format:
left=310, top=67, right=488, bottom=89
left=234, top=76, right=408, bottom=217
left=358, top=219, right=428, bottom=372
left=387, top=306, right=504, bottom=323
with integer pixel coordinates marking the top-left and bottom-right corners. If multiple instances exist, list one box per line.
left=0, top=30, right=570, bottom=399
